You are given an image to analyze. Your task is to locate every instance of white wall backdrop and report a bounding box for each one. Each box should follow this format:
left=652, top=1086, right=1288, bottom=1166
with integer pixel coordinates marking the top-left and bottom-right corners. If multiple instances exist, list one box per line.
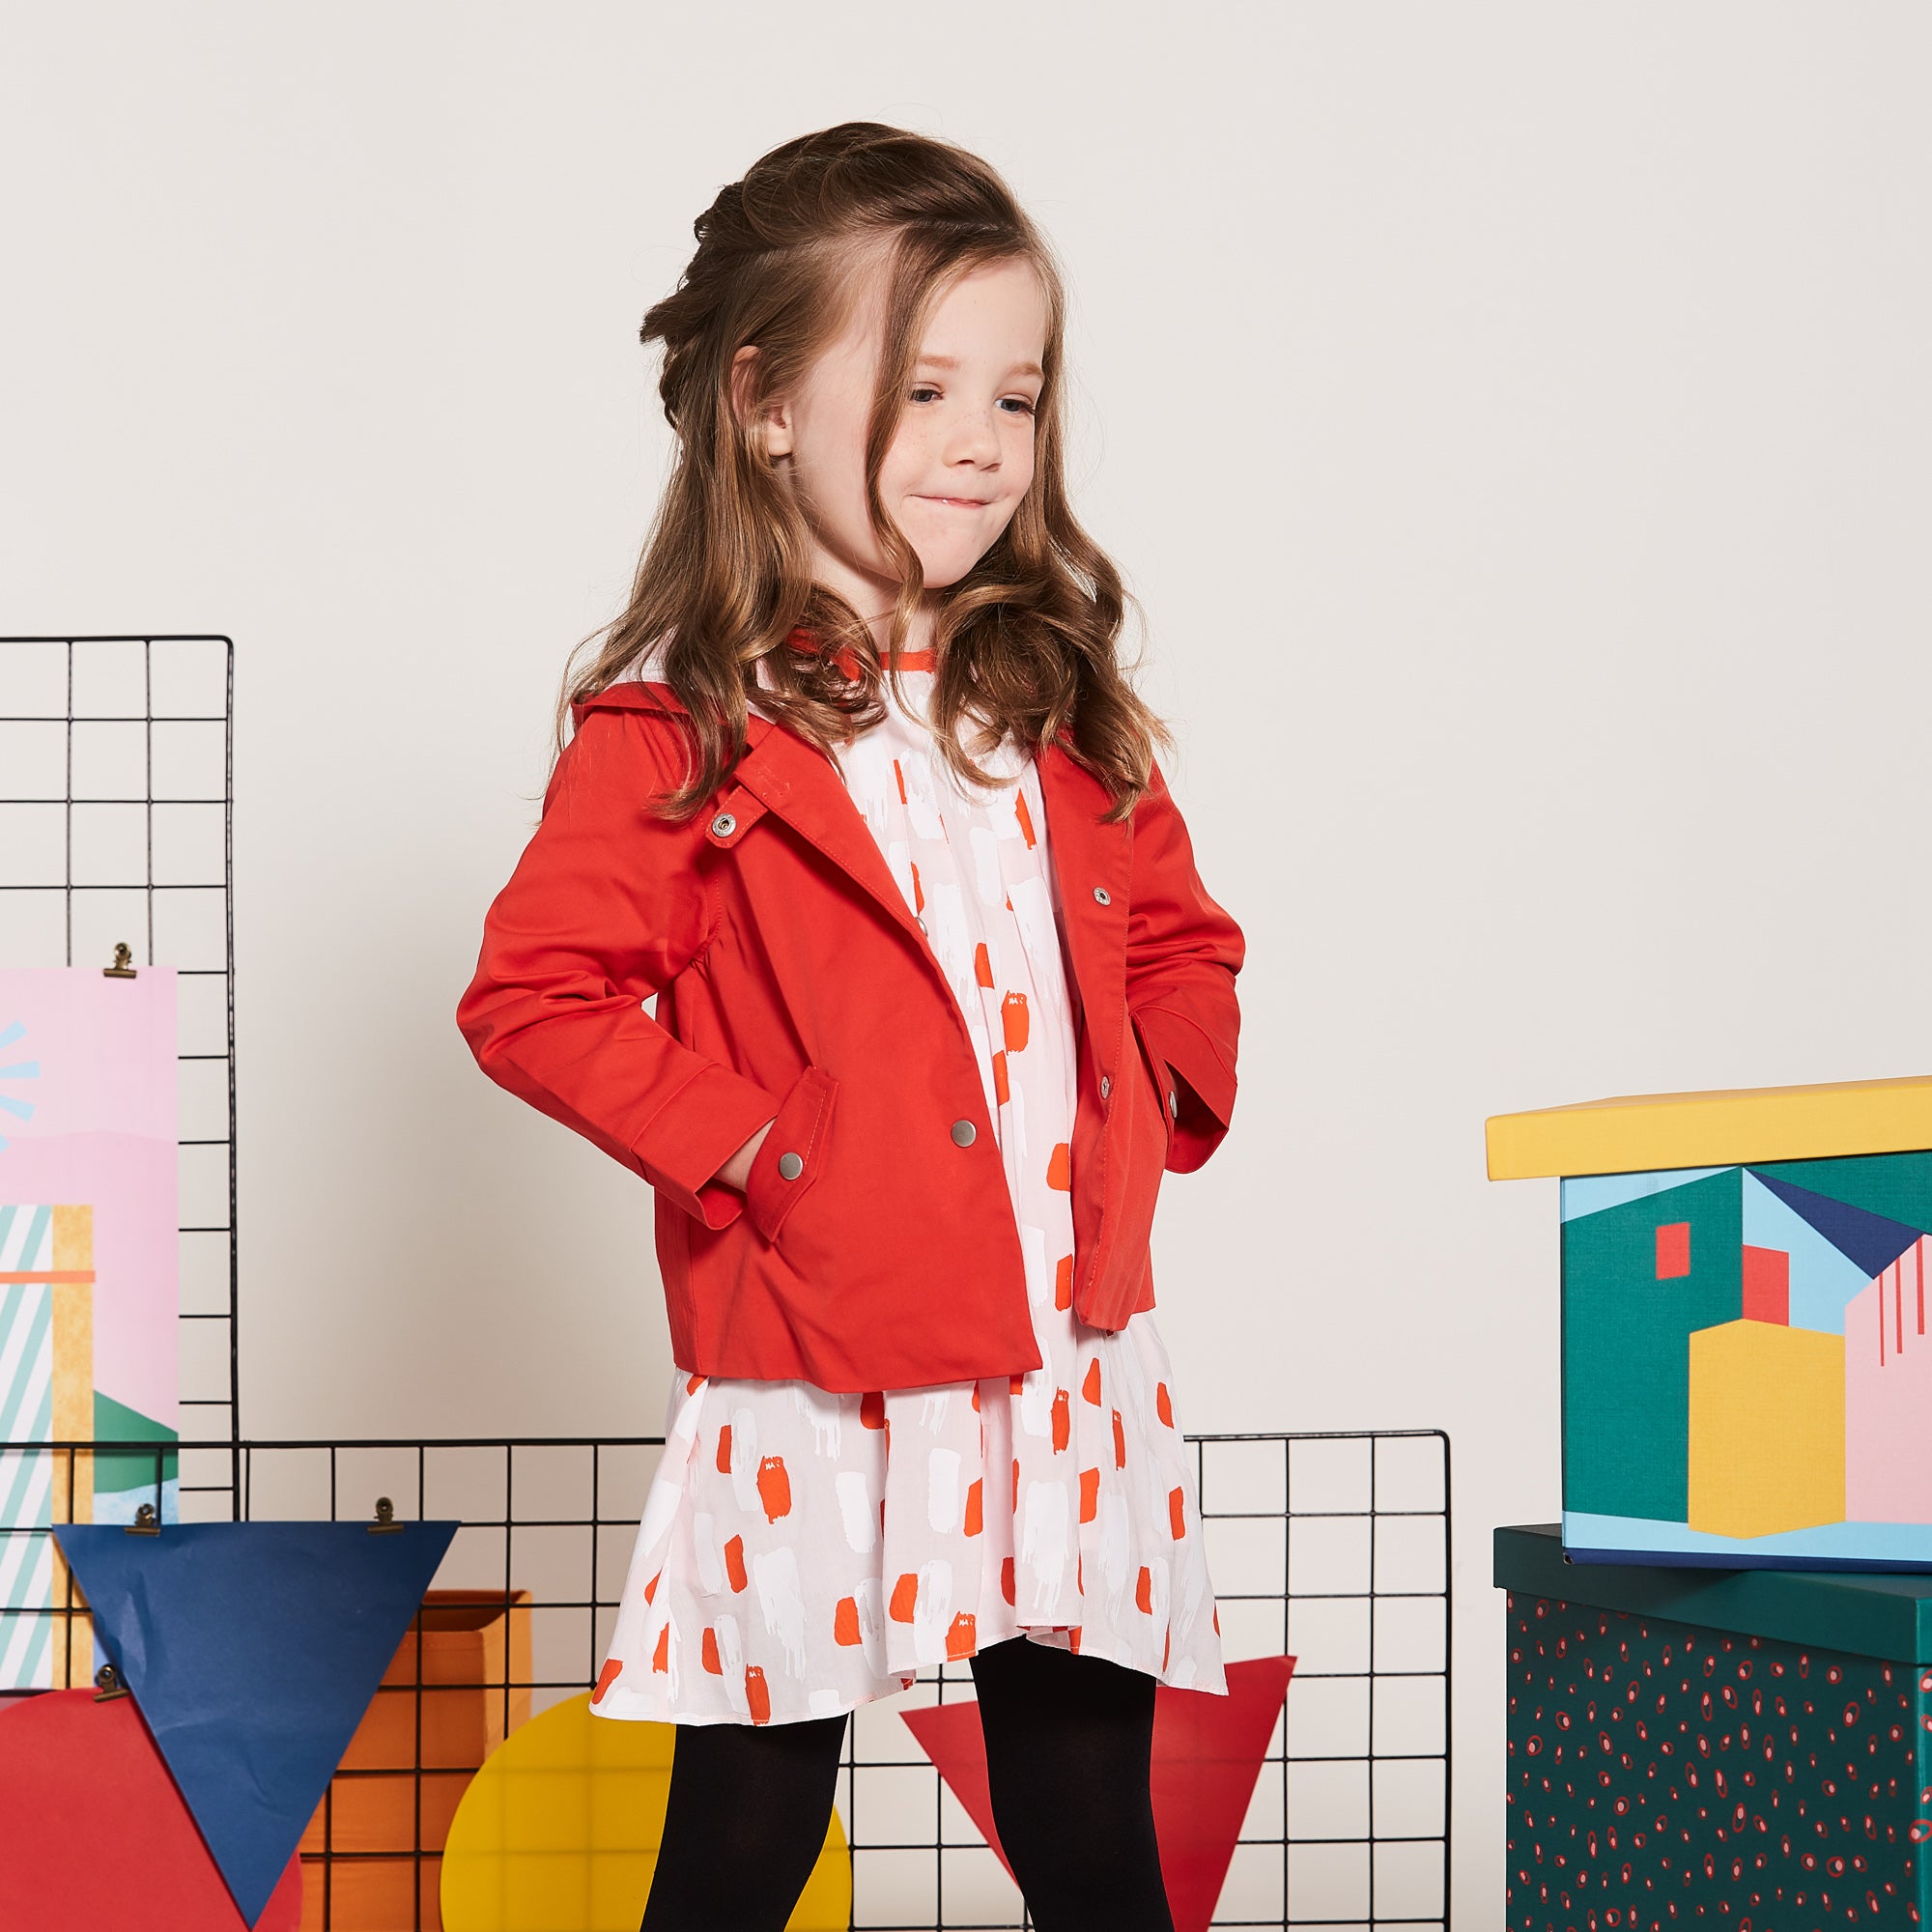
left=5, top=5, right=1929, bottom=1920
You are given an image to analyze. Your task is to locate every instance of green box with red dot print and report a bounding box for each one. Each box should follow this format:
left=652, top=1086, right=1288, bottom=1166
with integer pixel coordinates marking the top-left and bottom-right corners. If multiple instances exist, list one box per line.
left=1498, top=1523, right=1932, bottom=1929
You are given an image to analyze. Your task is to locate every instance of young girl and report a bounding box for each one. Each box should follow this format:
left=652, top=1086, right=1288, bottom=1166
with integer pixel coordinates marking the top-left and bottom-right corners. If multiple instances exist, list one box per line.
left=458, top=123, right=1245, bottom=1932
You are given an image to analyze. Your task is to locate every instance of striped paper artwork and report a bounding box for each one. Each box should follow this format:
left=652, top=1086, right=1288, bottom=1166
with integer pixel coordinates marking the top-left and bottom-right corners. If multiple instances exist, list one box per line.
left=0, top=1017, right=36, bottom=1152
left=1, top=1205, right=56, bottom=1690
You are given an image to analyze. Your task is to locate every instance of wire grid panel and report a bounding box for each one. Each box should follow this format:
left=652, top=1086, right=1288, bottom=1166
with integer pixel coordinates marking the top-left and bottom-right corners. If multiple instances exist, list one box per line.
left=0, top=635, right=240, bottom=1470
left=843, top=1429, right=1451, bottom=1932
left=17, top=1431, right=1448, bottom=1931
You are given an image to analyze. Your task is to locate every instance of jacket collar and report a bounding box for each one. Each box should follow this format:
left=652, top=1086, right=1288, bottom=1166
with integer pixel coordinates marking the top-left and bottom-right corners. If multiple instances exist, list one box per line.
left=577, top=681, right=1131, bottom=1011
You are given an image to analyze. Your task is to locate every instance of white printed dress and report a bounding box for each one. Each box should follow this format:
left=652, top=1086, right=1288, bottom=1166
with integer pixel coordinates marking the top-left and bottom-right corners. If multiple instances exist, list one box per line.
left=592, top=649, right=1225, bottom=1726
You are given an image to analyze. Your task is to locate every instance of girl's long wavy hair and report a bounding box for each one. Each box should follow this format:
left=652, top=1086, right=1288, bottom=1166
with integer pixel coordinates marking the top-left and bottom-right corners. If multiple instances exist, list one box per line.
left=563, top=121, right=1170, bottom=824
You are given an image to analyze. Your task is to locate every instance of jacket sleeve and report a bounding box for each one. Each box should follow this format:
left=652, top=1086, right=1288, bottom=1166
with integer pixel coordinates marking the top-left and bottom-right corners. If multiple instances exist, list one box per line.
left=456, top=704, right=782, bottom=1228
left=1125, top=756, right=1245, bottom=1173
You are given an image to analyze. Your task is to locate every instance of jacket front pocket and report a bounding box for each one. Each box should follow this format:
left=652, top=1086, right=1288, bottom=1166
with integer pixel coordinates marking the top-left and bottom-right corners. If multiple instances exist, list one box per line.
left=743, top=1064, right=839, bottom=1247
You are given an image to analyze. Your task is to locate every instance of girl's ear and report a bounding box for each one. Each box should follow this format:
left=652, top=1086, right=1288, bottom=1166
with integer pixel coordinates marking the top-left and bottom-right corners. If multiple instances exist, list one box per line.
left=730, top=345, right=794, bottom=459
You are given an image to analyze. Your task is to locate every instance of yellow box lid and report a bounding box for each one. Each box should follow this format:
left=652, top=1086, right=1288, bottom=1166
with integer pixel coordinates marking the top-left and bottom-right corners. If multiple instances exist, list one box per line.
left=1486, top=1074, right=1932, bottom=1180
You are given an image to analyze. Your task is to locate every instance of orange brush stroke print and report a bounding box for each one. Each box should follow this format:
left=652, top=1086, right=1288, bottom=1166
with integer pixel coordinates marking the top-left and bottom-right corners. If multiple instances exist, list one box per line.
left=1001, top=991, right=1030, bottom=1052
left=745, top=1665, right=772, bottom=1723
left=755, top=1455, right=792, bottom=1522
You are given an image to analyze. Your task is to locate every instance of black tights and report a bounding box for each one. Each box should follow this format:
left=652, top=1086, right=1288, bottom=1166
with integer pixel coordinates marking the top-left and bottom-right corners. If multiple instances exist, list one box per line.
left=640, top=1634, right=1174, bottom=1932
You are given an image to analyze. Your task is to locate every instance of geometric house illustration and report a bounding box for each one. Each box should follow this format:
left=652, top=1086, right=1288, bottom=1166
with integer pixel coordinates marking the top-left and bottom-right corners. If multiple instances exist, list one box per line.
left=1488, top=1074, right=1932, bottom=1570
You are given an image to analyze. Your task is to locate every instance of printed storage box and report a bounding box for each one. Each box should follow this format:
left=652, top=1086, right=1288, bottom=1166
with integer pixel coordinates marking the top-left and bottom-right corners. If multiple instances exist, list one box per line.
left=1495, top=1523, right=1932, bottom=1931
left=1489, top=1077, right=1932, bottom=1570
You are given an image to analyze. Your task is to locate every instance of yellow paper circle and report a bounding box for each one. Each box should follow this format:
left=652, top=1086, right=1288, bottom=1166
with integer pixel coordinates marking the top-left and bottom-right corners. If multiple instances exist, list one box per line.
left=440, top=1692, right=850, bottom=1932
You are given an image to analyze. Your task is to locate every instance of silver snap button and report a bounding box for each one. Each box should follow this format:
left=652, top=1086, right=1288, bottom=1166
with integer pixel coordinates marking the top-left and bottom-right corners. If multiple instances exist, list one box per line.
left=710, top=811, right=737, bottom=838
left=1099, top=1074, right=1111, bottom=1098
left=777, top=1151, right=803, bottom=1179
left=1092, top=886, right=1110, bottom=905
left=951, top=1119, right=977, bottom=1147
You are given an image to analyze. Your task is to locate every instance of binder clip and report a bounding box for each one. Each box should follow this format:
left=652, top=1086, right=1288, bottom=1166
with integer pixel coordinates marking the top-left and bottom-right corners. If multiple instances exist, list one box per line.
left=94, top=1663, right=128, bottom=1703
left=102, top=943, right=138, bottom=980
left=126, top=1501, right=159, bottom=1536
left=369, top=1495, right=404, bottom=1535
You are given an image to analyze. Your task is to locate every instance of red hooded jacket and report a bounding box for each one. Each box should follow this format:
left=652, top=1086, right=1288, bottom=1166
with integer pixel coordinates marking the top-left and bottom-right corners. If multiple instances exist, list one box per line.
left=456, top=679, right=1245, bottom=1392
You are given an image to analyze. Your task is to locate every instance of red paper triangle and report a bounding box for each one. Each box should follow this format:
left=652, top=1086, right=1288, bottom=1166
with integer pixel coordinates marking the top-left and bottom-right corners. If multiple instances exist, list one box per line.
left=0, top=1689, right=302, bottom=1930
left=899, top=1653, right=1294, bottom=1932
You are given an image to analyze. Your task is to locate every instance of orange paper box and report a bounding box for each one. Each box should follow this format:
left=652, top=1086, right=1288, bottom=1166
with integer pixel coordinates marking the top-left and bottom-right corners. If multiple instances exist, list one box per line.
left=299, top=1589, right=531, bottom=1932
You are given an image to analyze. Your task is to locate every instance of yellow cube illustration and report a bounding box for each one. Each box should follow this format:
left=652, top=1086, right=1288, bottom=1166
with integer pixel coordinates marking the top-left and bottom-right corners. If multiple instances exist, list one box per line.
left=1687, top=1320, right=1845, bottom=1539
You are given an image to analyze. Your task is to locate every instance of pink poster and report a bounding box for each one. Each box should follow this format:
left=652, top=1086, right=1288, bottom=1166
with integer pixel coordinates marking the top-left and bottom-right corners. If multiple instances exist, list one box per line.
left=0, top=968, right=179, bottom=1537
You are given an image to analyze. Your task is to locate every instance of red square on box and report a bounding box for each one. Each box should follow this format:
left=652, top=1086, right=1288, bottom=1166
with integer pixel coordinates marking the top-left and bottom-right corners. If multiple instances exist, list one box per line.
left=1656, top=1221, right=1690, bottom=1279
left=1742, top=1244, right=1790, bottom=1324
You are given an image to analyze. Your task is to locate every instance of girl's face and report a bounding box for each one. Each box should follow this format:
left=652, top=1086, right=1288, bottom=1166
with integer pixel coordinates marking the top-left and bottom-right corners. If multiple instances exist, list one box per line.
left=754, top=254, right=1049, bottom=611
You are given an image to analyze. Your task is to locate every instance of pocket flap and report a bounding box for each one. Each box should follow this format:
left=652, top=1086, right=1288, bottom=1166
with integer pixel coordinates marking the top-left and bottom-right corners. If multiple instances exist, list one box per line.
left=743, top=1064, right=839, bottom=1245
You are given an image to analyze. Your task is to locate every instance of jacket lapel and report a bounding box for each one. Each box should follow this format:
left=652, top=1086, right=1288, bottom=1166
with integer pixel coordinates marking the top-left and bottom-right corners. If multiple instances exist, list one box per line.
left=582, top=681, right=921, bottom=945
left=727, top=723, right=929, bottom=950
left=1036, top=734, right=1132, bottom=1065
left=602, top=681, right=1131, bottom=1041
left=743, top=720, right=1136, bottom=1076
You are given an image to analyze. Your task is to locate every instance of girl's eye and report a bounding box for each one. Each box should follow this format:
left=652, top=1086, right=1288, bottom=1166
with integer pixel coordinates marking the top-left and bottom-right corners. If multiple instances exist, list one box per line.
left=906, top=385, right=1036, bottom=416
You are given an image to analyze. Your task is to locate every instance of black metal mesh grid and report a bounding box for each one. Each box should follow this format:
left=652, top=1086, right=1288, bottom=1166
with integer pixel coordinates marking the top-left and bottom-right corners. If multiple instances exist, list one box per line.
left=3, top=1430, right=1450, bottom=1929
left=0, top=633, right=1449, bottom=1927
left=838, top=1428, right=1453, bottom=1930
left=0, top=633, right=241, bottom=1468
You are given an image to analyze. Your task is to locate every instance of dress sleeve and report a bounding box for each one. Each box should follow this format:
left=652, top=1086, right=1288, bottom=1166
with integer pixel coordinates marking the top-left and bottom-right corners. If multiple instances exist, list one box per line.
left=1124, top=756, right=1246, bottom=1172
left=456, top=705, right=782, bottom=1226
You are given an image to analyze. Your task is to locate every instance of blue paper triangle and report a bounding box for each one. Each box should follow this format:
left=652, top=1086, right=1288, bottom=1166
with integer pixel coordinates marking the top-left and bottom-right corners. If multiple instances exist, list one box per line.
left=56, top=1520, right=457, bottom=1927
left=1747, top=1170, right=1922, bottom=1281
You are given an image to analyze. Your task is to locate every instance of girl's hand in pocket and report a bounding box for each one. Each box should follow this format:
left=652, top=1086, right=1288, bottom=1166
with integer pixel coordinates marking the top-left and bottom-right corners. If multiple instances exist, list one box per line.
left=716, top=1119, right=776, bottom=1193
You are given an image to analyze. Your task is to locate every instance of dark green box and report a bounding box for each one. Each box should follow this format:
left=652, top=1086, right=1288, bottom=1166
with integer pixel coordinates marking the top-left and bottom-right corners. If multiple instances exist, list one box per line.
left=1495, top=1524, right=1932, bottom=1929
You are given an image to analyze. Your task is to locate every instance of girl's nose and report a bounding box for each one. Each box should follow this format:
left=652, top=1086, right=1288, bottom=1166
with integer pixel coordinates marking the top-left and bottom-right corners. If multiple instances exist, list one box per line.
left=942, top=405, right=1002, bottom=469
